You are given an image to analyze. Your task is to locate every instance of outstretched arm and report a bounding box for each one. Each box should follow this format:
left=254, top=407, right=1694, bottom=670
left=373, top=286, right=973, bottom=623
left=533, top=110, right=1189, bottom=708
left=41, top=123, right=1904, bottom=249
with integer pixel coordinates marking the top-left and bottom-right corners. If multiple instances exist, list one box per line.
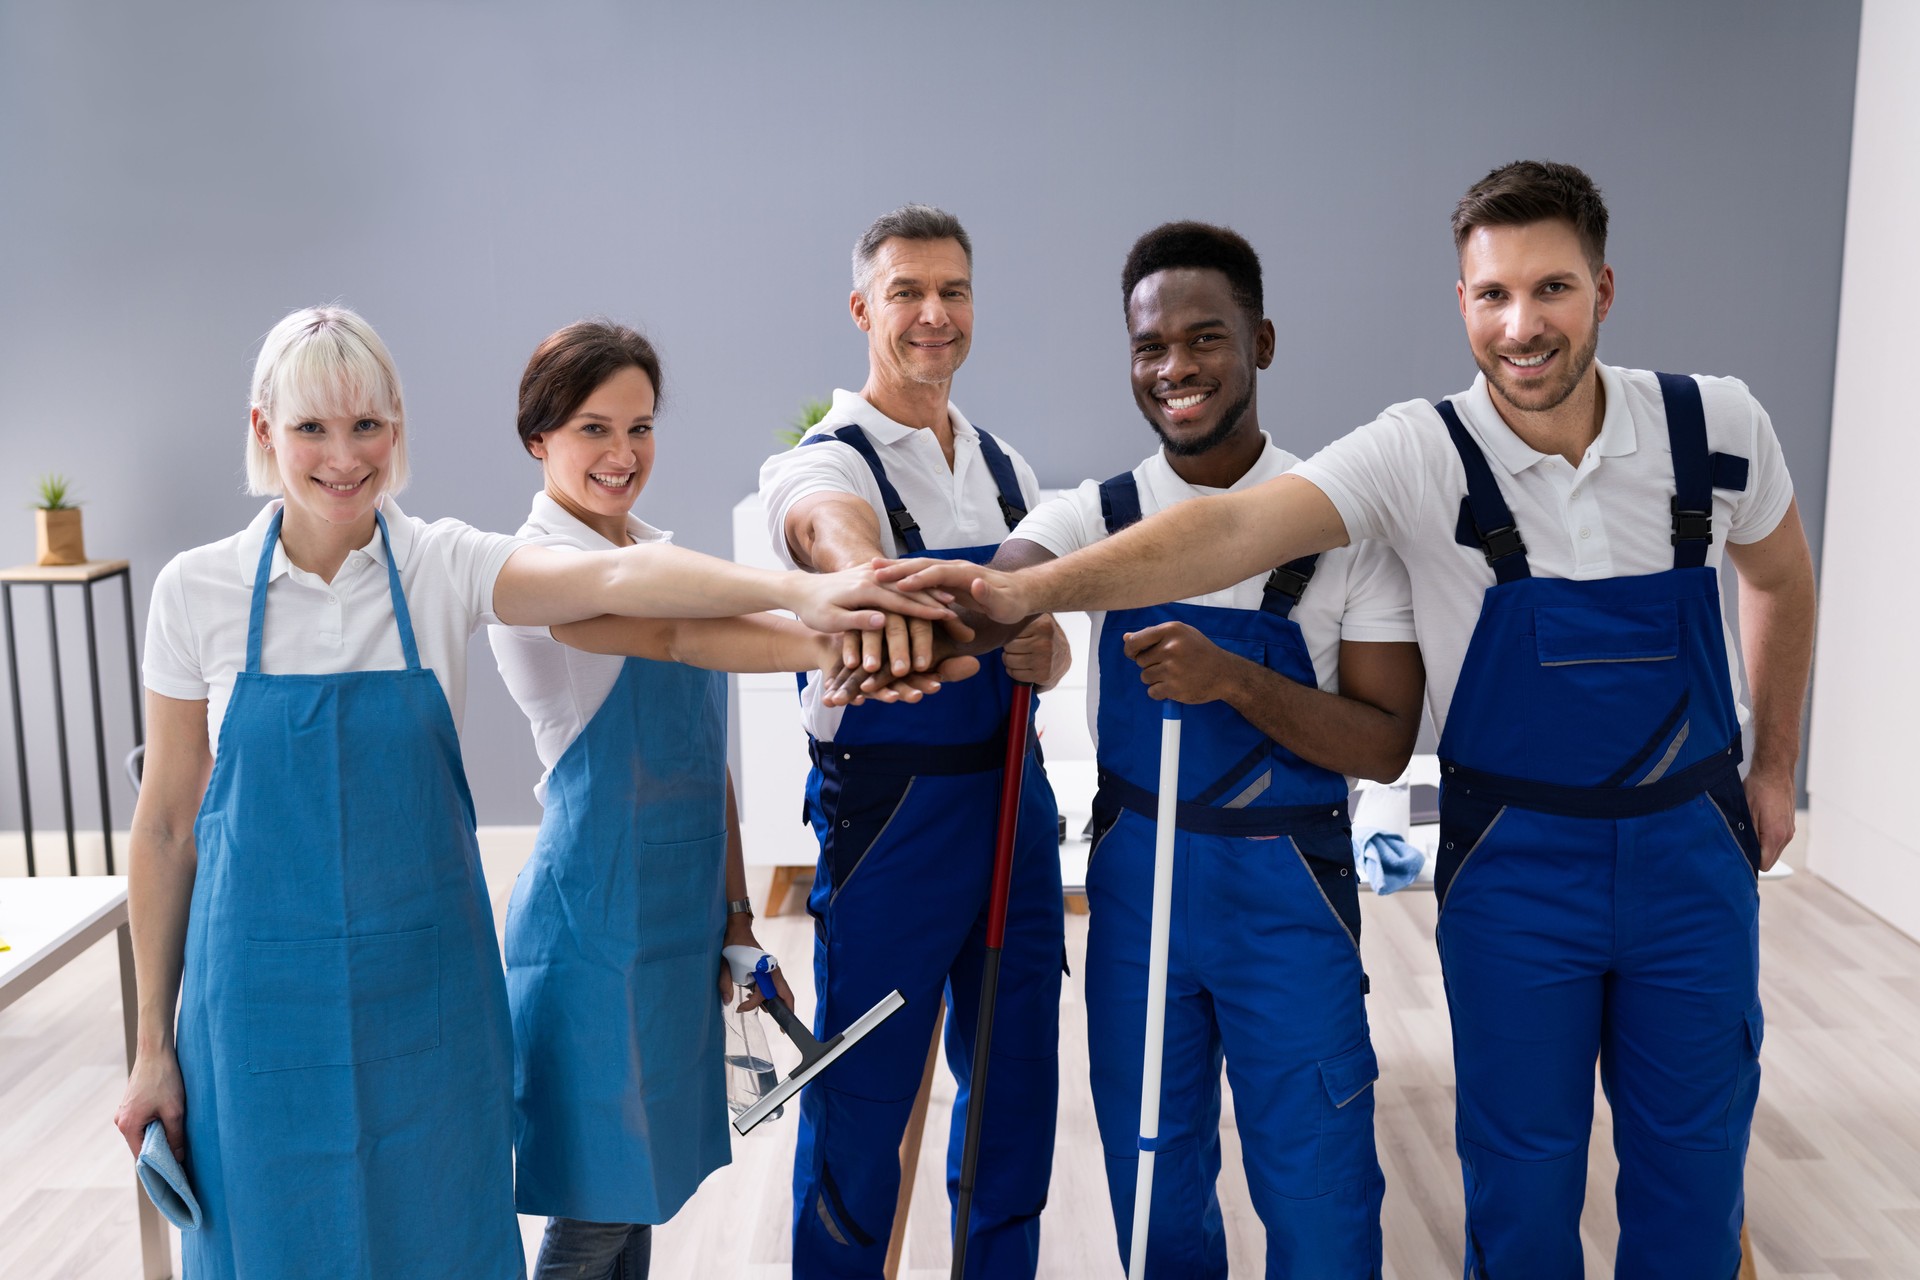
left=880, top=474, right=1350, bottom=622
left=491, top=540, right=951, bottom=636
left=1725, top=498, right=1816, bottom=870
left=1126, top=628, right=1424, bottom=783
left=551, top=611, right=979, bottom=704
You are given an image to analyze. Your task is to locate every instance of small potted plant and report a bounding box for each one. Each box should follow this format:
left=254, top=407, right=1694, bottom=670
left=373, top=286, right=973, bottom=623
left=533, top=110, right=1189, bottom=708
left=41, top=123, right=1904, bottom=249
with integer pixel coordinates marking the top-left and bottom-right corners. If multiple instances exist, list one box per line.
left=34, top=474, right=86, bottom=566
left=775, top=396, right=833, bottom=448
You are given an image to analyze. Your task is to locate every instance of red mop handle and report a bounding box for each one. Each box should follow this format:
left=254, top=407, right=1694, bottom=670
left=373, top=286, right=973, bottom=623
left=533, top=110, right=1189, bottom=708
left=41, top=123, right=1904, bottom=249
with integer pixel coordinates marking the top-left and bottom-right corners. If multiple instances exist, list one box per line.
left=984, top=683, right=1034, bottom=949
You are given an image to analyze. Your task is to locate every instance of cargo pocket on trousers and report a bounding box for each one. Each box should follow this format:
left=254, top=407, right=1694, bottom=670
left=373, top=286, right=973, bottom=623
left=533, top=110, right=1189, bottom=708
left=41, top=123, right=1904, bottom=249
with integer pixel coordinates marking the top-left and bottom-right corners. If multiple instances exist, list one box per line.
left=245, top=926, right=440, bottom=1073
left=1315, top=1039, right=1380, bottom=1194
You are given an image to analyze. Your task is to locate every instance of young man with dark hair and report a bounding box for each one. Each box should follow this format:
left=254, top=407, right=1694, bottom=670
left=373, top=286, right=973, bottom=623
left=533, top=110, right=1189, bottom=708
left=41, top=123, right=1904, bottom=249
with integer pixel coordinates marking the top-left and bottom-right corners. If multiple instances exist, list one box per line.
left=987, top=220, right=1422, bottom=1277
left=758, top=204, right=1067, bottom=1280
left=884, top=164, right=1816, bottom=1279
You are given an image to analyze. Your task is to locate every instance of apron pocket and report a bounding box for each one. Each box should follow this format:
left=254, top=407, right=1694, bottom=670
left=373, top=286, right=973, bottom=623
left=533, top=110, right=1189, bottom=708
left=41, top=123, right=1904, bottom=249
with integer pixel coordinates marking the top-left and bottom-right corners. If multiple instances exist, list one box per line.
left=637, top=831, right=727, bottom=963
left=244, top=926, right=441, bottom=1074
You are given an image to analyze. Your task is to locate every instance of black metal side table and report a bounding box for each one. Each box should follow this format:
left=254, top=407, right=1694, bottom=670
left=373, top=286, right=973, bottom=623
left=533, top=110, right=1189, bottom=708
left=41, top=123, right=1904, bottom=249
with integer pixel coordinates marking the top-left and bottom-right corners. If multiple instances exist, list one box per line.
left=0, top=560, right=143, bottom=876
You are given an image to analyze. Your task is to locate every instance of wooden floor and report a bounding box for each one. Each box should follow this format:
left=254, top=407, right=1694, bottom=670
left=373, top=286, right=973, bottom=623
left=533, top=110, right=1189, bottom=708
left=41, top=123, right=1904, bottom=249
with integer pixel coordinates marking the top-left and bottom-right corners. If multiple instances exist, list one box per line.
left=7, top=837, right=1920, bottom=1278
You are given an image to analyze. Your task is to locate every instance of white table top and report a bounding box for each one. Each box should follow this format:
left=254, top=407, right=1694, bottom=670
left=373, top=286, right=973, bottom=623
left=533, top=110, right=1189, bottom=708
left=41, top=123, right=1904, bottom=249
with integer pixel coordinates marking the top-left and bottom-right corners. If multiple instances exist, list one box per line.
left=0, top=875, right=130, bottom=1010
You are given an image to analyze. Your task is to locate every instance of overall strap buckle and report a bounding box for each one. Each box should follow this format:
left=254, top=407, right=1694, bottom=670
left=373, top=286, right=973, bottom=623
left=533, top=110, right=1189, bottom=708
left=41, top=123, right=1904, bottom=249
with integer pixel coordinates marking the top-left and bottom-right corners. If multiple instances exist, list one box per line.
left=1264, top=563, right=1311, bottom=602
left=1478, top=522, right=1528, bottom=565
left=1669, top=496, right=1712, bottom=547
left=997, top=494, right=1027, bottom=529
left=887, top=506, right=921, bottom=543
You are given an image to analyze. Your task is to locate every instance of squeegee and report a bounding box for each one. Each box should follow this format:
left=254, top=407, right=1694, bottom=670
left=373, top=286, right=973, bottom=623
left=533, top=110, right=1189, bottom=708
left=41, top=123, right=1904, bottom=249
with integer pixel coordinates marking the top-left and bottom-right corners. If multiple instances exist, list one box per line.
left=724, top=944, right=906, bottom=1136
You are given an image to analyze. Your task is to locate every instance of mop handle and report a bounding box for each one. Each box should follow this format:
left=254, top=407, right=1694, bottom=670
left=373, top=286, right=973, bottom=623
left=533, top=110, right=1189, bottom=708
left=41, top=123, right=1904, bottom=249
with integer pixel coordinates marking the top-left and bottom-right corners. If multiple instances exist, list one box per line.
left=1129, top=700, right=1182, bottom=1276
left=984, top=683, right=1034, bottom=948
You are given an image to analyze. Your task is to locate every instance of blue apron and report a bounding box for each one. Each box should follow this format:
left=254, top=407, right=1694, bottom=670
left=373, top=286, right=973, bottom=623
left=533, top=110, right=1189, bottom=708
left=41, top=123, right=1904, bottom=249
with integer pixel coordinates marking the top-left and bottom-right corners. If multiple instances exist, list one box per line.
left=1431, top=374, right=1763, bottom=1280
left=175, top=508, right=522, bottom=1280
left=788, top=424, right=1063, bottom=1280
left=1084, top=471, right=1383, bottom=1279
left=504, top=654, right=731, bottom=1223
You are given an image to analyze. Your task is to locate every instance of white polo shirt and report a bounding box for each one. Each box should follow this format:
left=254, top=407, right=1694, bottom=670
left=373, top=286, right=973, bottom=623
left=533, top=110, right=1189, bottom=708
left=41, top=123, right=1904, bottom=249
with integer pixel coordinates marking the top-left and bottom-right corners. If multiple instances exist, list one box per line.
left=1291, top=362, right=1795, bottom=740
left=488, top=492, right=674, bottom=804
left=1011, top=435, right=1417, bottom=747
left=144, top=497, right=523, bottom=758
left=758, top=388, right=1044, bottom=741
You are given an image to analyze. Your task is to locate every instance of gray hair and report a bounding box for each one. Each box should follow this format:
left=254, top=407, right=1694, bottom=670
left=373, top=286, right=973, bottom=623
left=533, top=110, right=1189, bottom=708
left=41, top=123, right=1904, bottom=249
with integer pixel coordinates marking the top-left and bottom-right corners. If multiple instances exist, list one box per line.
left=851, top=204, right=973, bottom=298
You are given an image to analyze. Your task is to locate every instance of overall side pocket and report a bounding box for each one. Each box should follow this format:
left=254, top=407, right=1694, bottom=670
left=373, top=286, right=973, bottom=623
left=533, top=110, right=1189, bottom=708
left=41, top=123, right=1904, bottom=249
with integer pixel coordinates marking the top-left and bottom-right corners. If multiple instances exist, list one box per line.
left=1435, top=788, right=1508, bottom=911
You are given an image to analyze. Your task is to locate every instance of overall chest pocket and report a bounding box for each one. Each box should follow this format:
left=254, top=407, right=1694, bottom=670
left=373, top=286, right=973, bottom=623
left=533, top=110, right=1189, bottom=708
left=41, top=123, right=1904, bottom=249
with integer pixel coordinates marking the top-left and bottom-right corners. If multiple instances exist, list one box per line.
left=244, top=926, right=441, bottom=1073
left=1530, top=602, right=1690, bottom=785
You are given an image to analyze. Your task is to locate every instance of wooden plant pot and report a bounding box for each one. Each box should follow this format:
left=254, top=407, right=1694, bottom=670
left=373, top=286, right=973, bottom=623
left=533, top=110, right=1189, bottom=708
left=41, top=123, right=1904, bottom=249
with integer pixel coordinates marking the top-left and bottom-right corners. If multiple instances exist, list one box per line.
left=35, top=508, right=86, bottom=566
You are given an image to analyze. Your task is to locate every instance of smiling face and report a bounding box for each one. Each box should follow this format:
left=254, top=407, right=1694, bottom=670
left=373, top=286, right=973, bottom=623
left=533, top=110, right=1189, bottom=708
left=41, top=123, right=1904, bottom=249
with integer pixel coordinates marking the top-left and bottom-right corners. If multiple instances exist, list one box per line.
left=852, top=236, right=973, bottom=392
left=526, top=363, right=656, bottom=538
left=1127, top=267, right=1273, bottom=457
left=1457, top=219, right=1614, bottom=416
left=254, top=406, right=396, bottom=530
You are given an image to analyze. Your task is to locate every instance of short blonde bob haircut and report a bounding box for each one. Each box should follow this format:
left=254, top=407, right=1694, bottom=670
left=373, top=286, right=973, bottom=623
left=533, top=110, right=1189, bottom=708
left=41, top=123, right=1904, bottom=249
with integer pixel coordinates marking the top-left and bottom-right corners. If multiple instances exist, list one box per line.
left=245, top=305, right=409, bottom=497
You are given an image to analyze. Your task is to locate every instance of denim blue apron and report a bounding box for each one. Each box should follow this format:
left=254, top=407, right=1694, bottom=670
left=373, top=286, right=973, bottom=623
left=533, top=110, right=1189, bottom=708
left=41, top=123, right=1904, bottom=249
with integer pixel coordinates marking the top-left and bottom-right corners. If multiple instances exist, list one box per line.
left=175, top=508, right=522, bottom=1280
left=1084, top=470, right=1383, bottom=1279
left=788, top=424, right=1062, bottom=1280
left=504, top=654, right=731, bottom=1223
left=1431, top=373, right=1763, bottom=1279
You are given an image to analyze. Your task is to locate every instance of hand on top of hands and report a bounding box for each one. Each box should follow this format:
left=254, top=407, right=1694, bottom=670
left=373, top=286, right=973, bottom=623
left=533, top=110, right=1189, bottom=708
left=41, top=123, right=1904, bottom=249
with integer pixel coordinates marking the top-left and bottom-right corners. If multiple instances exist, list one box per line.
left=874, top=558, right=1031, bottom=624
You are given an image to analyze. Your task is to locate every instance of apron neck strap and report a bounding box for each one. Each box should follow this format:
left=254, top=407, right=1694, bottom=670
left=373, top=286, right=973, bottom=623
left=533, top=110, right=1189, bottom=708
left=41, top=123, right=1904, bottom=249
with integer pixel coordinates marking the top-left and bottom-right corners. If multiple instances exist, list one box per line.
left=244, top=506, right=422, bottom=674
left=375, top=509, right=424, bottom=671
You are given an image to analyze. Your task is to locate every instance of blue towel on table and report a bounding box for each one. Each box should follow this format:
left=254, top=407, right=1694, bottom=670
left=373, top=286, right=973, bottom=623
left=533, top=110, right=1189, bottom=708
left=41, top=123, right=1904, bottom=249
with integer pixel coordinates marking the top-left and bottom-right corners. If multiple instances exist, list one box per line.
left=1353, top=827, right=1425, bottom=895
left=138, top=1119, right=201, bottom=1230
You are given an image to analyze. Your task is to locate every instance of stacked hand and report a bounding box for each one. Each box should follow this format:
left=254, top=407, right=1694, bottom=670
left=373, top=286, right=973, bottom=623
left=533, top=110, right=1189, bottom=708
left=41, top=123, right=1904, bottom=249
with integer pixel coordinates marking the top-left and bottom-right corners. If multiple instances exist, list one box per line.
left=875, top=559, right=1032, bottom=624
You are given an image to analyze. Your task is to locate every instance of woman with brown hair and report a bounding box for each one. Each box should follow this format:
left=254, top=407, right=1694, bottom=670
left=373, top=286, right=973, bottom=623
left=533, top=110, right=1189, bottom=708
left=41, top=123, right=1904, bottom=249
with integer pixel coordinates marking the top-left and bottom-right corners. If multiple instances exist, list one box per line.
left=490, top=319, right=973, bottom=1278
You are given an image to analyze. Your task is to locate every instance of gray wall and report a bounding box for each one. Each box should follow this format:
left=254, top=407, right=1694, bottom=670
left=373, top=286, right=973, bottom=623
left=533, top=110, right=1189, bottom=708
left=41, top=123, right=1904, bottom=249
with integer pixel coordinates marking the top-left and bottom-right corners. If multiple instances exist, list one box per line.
left=0, top=0, right=1858, bottom=830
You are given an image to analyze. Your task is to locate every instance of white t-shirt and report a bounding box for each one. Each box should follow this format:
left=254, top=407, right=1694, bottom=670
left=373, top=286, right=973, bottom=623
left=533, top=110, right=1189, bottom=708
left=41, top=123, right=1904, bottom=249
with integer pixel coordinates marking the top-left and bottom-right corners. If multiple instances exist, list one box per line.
left=1011, top=436, right=1417, bottom=747
left=1291, top=363, right=1795, bottom=739
left=144, top=497, right=523, bottom=758
left=758, top=387, right=1045, bottom=740
left=488, top=492, right=674, bottom=804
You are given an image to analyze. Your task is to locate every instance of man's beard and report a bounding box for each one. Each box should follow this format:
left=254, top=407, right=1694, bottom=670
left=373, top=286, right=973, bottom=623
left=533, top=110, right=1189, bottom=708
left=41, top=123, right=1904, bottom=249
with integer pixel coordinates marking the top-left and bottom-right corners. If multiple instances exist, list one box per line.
left=1143, top=384, right=1254, bottom=457
left=1479, top=316, right=1600, bottom=415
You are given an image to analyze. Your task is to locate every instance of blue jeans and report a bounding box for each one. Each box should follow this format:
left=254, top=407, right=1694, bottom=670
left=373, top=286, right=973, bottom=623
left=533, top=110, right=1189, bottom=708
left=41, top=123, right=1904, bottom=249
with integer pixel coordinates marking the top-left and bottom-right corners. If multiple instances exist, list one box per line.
left=532, top=1219, right=652, bottom=1280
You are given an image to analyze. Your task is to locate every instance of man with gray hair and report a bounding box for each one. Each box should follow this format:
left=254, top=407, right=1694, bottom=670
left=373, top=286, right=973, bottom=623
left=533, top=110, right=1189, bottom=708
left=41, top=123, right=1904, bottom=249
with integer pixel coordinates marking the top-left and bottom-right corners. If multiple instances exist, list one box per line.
left=758, top=204, right=1067, bottom=1278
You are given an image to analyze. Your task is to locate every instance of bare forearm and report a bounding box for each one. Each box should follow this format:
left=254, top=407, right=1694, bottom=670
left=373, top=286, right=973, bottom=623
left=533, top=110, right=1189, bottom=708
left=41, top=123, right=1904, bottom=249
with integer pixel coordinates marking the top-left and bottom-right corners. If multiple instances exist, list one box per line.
left=1739, top=576, right=1815, bottom=780
left=1028, top=476, right=1346, bottom=614
left=127, top=829, right=196, bottom=1054
left=1221, top=660, right=1416, bottom=783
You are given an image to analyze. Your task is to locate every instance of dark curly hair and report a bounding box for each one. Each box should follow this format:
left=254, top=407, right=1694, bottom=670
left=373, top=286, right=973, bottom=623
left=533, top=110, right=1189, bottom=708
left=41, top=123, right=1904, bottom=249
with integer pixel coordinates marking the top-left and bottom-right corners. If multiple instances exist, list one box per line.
left=1120, top=221, right=1263, bottom=322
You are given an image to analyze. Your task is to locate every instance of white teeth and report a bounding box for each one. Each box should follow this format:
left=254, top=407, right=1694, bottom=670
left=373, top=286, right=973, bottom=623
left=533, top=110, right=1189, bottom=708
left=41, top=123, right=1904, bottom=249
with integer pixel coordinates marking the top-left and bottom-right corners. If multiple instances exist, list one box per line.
left=319, top=479, right=361, bottom=491
left=1164, top=392, right=1210, bottom=410
left=591, top=473, right=632, bottom=487
left=1506, top=352, right=1552, bottom=367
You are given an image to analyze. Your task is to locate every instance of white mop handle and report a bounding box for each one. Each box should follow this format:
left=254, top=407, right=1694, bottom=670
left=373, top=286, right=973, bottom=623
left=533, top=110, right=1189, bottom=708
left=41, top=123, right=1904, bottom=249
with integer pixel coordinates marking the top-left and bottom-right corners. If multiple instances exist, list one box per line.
left=1129, top=703, right=1182, bottom=1276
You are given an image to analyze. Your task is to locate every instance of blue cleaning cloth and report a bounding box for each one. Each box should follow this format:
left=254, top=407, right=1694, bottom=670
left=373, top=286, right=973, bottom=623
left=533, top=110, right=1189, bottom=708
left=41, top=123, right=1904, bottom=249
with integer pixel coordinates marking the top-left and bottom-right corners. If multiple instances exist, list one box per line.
left=1353, top=827, right=1425, bottom=895
left=138, top=1119, right=202, bottom=1230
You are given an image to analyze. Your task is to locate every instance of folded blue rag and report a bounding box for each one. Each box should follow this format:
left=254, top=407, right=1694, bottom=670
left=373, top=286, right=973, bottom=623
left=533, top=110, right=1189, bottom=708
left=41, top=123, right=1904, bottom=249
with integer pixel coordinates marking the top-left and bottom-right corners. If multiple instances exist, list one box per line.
left=1353, top=827, right=1425, bottom=895
left=138, top=1119, right=202, bottom=1230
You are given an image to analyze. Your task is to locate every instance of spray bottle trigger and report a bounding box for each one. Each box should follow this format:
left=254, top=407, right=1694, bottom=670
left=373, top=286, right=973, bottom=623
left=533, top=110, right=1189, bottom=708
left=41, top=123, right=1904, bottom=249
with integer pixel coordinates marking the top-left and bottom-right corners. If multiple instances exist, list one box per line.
left=752, top=955, right=781, bottom=1003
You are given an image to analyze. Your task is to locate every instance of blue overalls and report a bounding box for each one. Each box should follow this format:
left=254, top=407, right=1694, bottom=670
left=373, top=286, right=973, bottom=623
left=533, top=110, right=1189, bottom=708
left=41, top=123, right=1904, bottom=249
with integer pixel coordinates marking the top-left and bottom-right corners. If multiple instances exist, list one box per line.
left=505, top=655, right=732, bottom=1225
left=790, top=424, right=1064, bottom=1280
left=1432, top=373, right=1762, bottom=1279
left=175, top=509, right=522, bottom=1279
left=1083, top=473, right=1384, bottom=1279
